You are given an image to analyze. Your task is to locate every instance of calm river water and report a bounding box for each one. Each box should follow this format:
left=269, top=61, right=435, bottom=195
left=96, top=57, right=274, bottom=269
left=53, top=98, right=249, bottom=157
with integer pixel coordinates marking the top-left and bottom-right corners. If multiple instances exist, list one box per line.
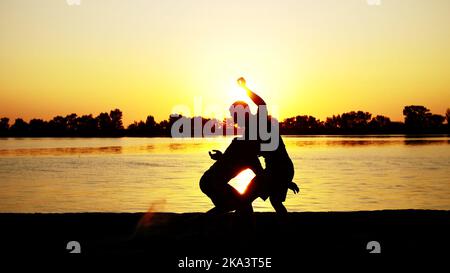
left=0, top=136, right=449, bottom=212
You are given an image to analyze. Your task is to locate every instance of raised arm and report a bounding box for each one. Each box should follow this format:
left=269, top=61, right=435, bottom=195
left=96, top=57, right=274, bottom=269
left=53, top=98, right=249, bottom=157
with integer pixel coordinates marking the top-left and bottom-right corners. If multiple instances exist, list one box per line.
left=237, top=77, right=266, bottom=106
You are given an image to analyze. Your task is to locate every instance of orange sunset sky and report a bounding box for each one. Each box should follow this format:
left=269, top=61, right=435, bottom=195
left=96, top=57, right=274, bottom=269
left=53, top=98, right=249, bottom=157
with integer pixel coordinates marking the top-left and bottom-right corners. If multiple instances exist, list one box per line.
left=1, top=0, right=449, bottom=125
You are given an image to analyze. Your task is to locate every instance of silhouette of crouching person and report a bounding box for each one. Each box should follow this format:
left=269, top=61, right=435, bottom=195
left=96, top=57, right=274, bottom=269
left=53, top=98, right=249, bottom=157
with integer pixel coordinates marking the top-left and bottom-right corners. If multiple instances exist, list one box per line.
left=199, top=138, right=263, bottom=215
left=200, top=169, right=242, bottom=214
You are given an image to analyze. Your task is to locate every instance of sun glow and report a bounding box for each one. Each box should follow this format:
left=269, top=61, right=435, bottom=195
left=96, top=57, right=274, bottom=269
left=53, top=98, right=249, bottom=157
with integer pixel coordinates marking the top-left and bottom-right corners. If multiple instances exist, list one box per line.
left=229, top=169, right=256, bottom=194
left=1, top=1, right=449, bottom=124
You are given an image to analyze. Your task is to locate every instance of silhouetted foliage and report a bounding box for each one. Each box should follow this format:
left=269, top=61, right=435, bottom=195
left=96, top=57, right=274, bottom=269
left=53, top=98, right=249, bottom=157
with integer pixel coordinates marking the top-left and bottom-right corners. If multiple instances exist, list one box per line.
left=97, top=112, right=112, bottom=135
left=446, top=108, right=450, bottom=128
left=110, top=109, right=124, bottom=132
left=29, top=119, right=47, bottom=136
left=0, top=117, right=9, bottom=136
left=403, top=105, right=446, bottom=133
left=10, top=118, right=29, bottom=136
left=77, top=114, right=98, bottom=136
left=66, top=113, right=78, bottom=134
left=341, top=111, right=371, bottom=131
left=48, top=116, right=67, bottom=136
left=127, top=115, right=164, bottom=136
left=369, top=115, right=391, bottom=129
left=280, top=107, right=447, bottom=135
left=403, top=105, right=429, bottom=131
left=0, top=105, right=448, bottom=137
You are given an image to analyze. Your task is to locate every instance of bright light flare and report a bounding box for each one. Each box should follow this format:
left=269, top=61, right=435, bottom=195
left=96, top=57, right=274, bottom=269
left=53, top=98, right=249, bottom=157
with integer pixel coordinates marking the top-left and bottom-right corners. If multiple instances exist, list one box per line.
left=229, top=168, right=256, bottom=194
left=225, top=82, right=258, bottom=114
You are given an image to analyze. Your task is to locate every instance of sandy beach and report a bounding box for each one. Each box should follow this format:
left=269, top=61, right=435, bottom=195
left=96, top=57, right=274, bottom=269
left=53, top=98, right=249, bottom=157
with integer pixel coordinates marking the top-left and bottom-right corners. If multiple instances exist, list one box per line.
left=0, top=210, right=448, bottom=269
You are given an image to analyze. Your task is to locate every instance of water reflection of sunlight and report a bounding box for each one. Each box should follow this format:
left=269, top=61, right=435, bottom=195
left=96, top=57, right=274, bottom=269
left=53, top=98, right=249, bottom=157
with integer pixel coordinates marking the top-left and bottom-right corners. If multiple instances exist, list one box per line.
left=229, top=169, right=255, bottom=194
left=1, top=136, right=450, bottom=212
left=0, top=146, right=124, bottom=156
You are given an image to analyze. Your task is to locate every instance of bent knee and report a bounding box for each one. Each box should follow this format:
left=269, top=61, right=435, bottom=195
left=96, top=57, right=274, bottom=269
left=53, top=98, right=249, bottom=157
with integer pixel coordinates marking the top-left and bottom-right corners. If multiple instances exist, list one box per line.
left=199, top=173, right=213, bottom=194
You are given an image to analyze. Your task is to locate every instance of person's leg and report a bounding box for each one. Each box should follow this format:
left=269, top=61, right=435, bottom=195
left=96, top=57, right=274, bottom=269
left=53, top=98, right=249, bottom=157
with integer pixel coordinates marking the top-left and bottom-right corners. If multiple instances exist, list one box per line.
left=200, top=170, right=239, bottom=214
left=238, top=175, right=264, bottom=215
left=232, top=177, right=261, bottom=234
left=206, top=206, right=225, bottom=215
left=203, top=183, right=246, bottom=217
left=270, top=197, right=288, bottom=214
left=203, top=188, right=238, bottom=235
left=200, top=171, right=218, bottom=212
left=217, top=184, right=243, bottom=212
left=235, top=200, right=253, bottom=217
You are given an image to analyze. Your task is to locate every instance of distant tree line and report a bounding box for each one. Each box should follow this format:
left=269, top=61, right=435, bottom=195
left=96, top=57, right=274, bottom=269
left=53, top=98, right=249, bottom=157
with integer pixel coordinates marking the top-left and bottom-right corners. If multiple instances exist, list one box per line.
left=281, top=106, right=449, bottom=135
left=0, top=106, right=448, bottom=137
left=0, top=109, right=126, bottom=137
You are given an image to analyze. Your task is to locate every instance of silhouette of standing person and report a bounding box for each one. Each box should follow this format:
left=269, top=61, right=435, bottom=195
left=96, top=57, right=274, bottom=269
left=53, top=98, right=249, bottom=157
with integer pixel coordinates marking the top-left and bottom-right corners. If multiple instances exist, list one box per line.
left=235, top=77, right=299, bottom=214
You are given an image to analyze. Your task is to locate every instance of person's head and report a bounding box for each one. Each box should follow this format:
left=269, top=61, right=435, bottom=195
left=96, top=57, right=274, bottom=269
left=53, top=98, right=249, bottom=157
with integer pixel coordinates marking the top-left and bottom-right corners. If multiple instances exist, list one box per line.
left=229, top=101, right=252, bottom=128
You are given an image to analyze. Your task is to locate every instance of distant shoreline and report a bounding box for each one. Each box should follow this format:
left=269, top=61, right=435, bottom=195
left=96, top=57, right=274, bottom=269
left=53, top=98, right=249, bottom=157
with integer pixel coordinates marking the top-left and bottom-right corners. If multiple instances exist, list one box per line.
left=1, top=105, right=449, bottom=138
left=0, top=133, right=449, bottom=138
